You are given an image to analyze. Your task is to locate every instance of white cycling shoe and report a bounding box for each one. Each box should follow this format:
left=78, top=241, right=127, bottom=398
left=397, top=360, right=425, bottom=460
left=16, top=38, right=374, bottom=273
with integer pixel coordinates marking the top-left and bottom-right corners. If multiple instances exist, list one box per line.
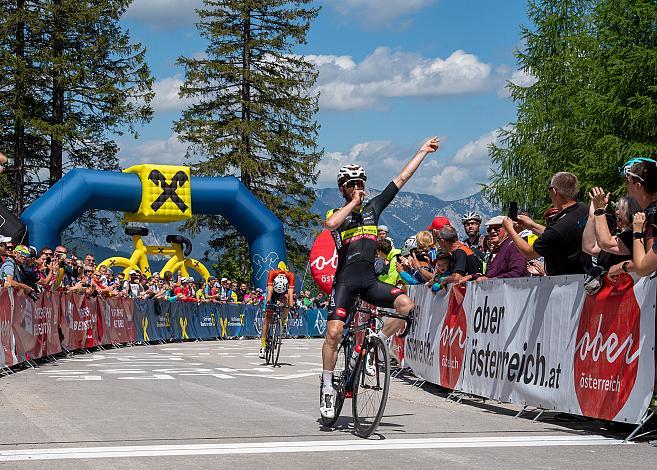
left=319, top=388, right=337, bottom=419
left=259, top=347, right=266, bottom=359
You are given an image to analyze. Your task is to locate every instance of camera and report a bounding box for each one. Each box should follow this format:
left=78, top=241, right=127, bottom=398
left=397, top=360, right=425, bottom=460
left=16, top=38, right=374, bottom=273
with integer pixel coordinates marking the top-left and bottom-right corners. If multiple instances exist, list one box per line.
left=45, top=256, right=52, bottom=265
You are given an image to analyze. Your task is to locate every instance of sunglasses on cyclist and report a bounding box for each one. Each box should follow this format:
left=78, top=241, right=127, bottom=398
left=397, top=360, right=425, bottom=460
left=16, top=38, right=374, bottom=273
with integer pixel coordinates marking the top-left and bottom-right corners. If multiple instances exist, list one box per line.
left=343, top=179, right=365, bottom=189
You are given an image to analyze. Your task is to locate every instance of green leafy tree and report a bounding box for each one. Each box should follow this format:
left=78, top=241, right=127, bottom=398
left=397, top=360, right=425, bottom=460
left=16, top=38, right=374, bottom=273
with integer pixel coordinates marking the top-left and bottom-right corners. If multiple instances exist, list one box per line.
left=174, top=0, right=323, bottom=272
left=577, top=0, right=657, bottom=196
left=487, top=0, right=657, bottom=217
left=0, top=1, right=154, bottom=236
left=485, top=0, right=595, bottom=217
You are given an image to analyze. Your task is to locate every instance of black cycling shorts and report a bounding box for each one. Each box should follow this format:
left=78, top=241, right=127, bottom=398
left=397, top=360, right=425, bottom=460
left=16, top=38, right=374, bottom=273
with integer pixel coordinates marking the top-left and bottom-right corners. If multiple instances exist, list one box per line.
left=270, top=291, right=288, bottom=304
left=327, top=264, right=405, bottom=322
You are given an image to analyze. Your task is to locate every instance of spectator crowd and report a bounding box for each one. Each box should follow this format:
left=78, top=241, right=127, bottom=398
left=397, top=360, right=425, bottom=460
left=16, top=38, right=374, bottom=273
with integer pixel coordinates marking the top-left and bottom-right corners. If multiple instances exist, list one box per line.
left=0, top=240, right=332, bottom=309
left=373, top=158, right=657, bottom=299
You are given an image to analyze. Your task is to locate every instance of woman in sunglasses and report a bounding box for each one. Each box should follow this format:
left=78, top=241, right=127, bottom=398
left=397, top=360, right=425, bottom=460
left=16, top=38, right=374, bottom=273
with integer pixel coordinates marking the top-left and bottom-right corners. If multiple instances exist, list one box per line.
left=623, top=157, right=657, bottom=275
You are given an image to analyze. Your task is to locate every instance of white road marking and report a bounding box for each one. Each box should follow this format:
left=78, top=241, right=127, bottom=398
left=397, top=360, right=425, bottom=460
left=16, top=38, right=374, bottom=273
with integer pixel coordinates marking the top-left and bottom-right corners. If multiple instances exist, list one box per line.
left=38, top=370, right=88, bottom=375
left=116, top=374, right=174, bottom=380
left=178, top=373, right=234, bottom=379
left=54, top=376, right=102, bottom=381
left=0, top=435, right=623, bottom=461
left=98, top=370, right=146, bottom=374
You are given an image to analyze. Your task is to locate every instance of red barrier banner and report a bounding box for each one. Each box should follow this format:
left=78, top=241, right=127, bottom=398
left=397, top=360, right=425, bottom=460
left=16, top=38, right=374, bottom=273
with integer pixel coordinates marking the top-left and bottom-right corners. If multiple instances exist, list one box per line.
left=0, top=289, right=16, bottom=367
left=104, top=296, right=135, bottom=344
left=61, top=294, right=90, bottom=350
left=11, top=290, right=60, bottom=362
left=85, top=296, right=102, bottom=348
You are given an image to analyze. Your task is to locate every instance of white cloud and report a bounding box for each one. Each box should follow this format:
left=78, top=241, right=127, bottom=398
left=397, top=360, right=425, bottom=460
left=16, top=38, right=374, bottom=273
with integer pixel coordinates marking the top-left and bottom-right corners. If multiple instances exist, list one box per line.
left=150, top=47, right=501, bottom=114
left=319, top=130, right=502, bottom=200
left=118, top=133, right=190, bottom=167
left=123, top=0, right=202, bottom=30
left=326, top=0, right=436, bottom=28
left=499, top=68, right=538, bottom=98
left=151, top=75, right=197, bottom=113
left=308, top=48, right=494, bottom=110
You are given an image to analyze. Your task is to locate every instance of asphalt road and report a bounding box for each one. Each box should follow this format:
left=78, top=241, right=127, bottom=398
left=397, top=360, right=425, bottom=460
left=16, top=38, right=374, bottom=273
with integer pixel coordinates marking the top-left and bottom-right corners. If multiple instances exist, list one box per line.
left=0, top=338, right=655, bottom=469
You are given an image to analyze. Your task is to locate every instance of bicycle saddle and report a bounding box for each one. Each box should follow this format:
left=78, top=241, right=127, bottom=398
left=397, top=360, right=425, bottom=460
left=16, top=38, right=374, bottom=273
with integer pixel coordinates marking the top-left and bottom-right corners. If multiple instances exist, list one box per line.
left=125, top=226, right=149, bottom=237
left=166, top=234, right=193, bottom=257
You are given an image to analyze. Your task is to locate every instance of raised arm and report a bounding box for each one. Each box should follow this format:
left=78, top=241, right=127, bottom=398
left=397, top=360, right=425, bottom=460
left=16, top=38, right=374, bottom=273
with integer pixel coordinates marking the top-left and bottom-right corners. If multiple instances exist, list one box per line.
left=502, top=217, right=540, bottom=260
left=582, top=201, right=601, bottom=256
left=393, top=137, right=440, bottom=190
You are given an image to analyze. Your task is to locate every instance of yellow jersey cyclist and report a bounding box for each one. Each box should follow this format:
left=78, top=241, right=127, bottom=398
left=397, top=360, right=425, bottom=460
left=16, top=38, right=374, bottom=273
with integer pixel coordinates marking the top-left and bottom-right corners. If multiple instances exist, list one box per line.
left=319, top=136, right=441, bottom=419
left=259, top=261, right=295, bottom=359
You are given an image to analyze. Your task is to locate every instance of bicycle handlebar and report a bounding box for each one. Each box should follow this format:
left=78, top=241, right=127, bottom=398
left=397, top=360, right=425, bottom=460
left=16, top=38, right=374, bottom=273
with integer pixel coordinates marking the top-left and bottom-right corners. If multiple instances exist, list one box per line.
left=165, top=234, right=192, bottom=257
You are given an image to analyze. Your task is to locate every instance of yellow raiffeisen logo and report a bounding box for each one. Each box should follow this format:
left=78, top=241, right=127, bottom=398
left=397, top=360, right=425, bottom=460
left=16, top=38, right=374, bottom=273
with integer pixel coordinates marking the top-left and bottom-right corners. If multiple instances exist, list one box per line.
left=124, top=164, right=192, bottom=222
left=341, top=225, right=377, bottom=241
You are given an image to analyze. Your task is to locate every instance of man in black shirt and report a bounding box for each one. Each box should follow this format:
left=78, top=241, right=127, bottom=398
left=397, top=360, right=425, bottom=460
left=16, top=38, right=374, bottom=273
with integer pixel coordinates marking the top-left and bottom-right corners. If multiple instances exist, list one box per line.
left=503, top=172, right=591, bottom=276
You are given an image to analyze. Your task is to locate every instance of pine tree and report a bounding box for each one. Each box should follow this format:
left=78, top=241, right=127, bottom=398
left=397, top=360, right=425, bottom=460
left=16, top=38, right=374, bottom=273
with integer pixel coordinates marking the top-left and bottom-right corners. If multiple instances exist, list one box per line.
left=174, top=0, right=323, bottom=271
left=485, top=0, right=595, bottom=217
left=0, top=1, right=154, bottom=234
left=0, top=1, right=50, bottom=213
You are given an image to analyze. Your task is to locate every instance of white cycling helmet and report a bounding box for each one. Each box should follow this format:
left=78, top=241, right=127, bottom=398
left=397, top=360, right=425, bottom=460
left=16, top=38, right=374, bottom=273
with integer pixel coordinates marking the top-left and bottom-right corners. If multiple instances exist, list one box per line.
left=272, top=274, right=289, bottom=294
left=461, top=211, right=482, bottom=224
left=402, top=236, right=417, bottom=251
left=337, top=164, right=367, bottom=187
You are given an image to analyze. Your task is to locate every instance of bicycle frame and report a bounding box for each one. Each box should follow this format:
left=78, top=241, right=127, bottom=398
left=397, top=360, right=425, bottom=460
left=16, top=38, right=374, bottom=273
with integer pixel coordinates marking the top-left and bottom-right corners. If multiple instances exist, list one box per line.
left=100, top=233, right=210, bottom=280
left=337, top=302, right=408, bottom=398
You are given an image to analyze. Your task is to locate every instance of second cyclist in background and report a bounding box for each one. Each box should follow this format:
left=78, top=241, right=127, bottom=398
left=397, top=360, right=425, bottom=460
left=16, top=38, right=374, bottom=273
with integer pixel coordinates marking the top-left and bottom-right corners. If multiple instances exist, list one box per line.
left=259, top=261, right=295, bottom=359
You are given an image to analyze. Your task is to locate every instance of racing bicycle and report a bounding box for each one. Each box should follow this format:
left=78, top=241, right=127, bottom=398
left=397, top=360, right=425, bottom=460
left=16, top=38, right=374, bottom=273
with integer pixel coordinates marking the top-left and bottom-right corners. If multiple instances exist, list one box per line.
left=264, top=303, right=285, bottom=367
left=320, top=299, right=412, bottom=438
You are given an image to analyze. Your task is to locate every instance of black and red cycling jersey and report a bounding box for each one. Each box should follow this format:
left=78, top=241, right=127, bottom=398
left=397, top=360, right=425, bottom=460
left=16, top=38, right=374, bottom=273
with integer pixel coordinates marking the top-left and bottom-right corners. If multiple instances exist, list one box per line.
left=326, top=181, right=398, bottom=279
left=325, top=181, right=404, bottom=322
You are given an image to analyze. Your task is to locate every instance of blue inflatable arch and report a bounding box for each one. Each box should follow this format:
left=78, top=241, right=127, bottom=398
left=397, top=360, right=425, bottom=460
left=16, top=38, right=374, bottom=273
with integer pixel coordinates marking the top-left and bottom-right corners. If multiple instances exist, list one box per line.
left=20, top=168, right=287, bottom=290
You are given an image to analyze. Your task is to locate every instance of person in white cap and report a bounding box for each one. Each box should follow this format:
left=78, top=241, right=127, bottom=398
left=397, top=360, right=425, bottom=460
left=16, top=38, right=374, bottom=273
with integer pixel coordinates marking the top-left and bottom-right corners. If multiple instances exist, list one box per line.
left=125, top=269, right=144, bottom=298
left=474, top=215, right=528, bottom=280
left=377, top=224, right=395, bottom=249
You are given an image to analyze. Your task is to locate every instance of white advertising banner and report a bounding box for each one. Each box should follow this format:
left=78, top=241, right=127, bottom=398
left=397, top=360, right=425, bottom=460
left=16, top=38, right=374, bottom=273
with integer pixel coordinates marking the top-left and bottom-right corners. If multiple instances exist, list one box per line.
left=408, top=274, right=656, bottom=424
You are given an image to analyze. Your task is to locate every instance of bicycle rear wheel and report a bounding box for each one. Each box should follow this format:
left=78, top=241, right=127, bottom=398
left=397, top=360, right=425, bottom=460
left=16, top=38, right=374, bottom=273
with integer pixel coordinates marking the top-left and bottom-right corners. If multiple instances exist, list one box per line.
left=272, top=317, right=283, bottom=367
left=320, top=338, right=349, bottom=427
left=352, top=335, right=390, bottom=438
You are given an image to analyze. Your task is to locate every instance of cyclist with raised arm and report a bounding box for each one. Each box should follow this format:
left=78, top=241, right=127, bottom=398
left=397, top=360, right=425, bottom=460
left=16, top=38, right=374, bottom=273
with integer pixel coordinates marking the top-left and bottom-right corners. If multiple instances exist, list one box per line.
left=319, top=137, right=441, bottom=419
left=259, top=261, right=295, bottom=359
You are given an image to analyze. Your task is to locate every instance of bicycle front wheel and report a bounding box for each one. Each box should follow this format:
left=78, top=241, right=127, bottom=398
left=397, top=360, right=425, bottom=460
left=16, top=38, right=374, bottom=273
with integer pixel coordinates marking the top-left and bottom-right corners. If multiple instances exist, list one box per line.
left=272, top=317, right=283, bottom=367
left=352, top=335, right=390, bottom=438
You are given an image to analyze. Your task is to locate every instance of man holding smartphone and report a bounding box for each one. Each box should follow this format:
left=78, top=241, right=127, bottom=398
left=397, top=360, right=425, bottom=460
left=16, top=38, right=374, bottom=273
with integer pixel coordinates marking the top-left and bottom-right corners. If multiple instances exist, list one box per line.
left=502, top=172, right=590, bottom=275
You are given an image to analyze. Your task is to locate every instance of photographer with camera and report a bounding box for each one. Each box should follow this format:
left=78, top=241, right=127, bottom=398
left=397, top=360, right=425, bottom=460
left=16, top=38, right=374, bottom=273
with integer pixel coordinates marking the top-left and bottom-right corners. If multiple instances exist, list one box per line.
left=34, top=248, right=60, bottom=291
left=1, top=245, right=38, bottom=299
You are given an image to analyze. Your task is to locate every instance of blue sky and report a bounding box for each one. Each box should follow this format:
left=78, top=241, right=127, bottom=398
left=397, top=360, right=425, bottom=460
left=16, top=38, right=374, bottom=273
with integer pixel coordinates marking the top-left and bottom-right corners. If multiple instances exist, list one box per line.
left=118, top=0, right=532, bottom=200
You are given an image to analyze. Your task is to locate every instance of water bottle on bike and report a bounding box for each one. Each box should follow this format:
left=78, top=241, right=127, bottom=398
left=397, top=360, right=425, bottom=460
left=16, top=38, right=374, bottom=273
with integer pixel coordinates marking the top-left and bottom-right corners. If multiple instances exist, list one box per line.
left=349, top=344, right=361, bottom=370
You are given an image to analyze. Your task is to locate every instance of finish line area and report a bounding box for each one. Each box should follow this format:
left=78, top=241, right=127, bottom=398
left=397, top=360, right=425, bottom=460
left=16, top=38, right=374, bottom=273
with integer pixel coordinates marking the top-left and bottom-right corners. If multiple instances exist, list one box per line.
left=0, top=339, right=653, bottom=469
